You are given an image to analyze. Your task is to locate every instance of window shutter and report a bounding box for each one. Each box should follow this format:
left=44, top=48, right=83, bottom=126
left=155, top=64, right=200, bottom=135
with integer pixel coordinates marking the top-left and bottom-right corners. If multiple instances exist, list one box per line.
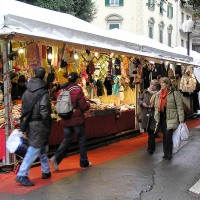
left=119, top=0, right=124, bottom=6
left=110, top=24, right=120, bottom=30
left=167, top=5, right=169, bottom=17
left=171, top=7, right=173, bottom=18
left=148, top=0, right=155, bottom=10
left=105, top=0, right=109, bottom=6
left=168, top=33, right=172, bottom=47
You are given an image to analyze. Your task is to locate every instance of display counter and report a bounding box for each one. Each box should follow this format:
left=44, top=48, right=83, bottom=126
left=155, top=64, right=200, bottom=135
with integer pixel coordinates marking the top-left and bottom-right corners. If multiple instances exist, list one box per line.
left=49, top=109, right=135, bottom=146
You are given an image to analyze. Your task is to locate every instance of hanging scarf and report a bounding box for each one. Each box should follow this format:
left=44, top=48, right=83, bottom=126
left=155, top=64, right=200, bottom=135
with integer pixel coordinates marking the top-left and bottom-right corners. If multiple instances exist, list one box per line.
left=158, top=89, right=170, bottom=112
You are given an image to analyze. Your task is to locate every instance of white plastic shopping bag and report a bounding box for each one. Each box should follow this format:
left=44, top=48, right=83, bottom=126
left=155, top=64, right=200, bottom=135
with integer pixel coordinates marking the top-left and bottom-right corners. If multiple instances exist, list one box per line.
left=180, top=123, right=189, bottom=140
left=6, top=129, right=24, bottom=153
left=173, top=125, right=181, bottom=149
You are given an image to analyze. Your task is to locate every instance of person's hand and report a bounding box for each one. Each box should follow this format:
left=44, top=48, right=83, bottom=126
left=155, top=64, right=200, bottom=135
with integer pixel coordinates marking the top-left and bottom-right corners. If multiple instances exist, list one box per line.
left=142, top=103, right=148, bottom=108
left=149, top=104, right=154, bottom=108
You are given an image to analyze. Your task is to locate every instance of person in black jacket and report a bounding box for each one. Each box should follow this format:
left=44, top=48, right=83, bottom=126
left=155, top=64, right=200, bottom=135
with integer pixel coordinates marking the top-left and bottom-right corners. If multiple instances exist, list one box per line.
left=10, top=72, right=20, bottom=101
left=2, top=72, right=21, bottom=101
left=16, top=67, right=52, bottom=187
left=18, top=75, right=27, bottom=98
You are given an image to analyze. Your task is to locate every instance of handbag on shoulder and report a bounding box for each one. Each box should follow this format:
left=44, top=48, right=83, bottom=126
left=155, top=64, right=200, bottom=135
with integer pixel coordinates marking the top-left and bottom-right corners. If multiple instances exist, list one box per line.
left=136, top=106, right=143, bottom=123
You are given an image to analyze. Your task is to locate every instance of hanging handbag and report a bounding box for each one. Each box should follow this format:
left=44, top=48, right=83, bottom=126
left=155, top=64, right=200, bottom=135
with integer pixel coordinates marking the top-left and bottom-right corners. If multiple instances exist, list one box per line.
left=183, top=102, right=191, bottom=116
left=136, top=106, right=143, bottom=123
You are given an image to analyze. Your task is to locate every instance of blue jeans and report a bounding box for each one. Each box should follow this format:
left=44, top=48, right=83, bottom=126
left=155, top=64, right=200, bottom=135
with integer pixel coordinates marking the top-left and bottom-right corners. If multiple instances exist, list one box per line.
left=17, top=145, right=50, bottom=177
left=54, top=123, right=88, bottom=166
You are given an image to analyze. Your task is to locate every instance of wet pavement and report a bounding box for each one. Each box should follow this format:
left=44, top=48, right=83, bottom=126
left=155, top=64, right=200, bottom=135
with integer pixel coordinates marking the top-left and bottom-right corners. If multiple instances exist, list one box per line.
left=1, top=126, right=200, bottom=200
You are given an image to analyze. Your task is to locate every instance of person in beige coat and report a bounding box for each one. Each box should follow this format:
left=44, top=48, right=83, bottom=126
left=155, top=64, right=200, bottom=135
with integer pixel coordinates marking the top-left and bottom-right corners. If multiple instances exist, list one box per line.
left=154, top=77, right=184, bottom=160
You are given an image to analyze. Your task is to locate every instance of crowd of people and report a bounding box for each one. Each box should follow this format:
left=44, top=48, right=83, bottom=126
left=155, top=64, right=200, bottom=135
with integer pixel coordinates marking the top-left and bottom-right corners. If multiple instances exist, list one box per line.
left=14, top=68, right=91, bottom=187
left=1, top=72, right=27, bottom=101
left=1, top=67, right=185, bottom=186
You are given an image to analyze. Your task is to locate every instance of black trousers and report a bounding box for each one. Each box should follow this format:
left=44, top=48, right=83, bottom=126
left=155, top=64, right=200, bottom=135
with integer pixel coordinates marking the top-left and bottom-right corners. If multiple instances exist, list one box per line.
left=160, top=112, right=173, bottom=156
left=147, top=129, right=155, bottom=151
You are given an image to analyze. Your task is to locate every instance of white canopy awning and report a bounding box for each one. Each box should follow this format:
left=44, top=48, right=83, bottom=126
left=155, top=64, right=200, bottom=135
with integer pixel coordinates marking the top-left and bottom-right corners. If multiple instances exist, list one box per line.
left=0, top=0, right=193, bottom=65
left=173, top=46, right=200, bottom=66
left=0, top=0, right=142, bottom=55
left=108, top=29, right=192, bottom=63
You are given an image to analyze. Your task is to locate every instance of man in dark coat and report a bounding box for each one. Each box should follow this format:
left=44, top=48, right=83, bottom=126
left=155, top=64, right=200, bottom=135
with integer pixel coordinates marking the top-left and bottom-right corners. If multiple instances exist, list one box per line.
left=16, top=67, right=52, bottom=187
left=50, top=72, right=91, bottom=170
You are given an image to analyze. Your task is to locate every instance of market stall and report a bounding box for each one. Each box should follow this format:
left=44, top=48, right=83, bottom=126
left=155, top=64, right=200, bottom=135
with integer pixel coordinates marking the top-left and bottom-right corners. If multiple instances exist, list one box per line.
left=0, top=0, right=197, bottom=167
left=0, top=0, right=140, bottom=165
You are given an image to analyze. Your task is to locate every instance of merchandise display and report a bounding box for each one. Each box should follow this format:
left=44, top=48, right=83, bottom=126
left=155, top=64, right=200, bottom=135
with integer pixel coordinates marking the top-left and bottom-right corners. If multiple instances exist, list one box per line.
left=0, top=40, right=198, bottom=150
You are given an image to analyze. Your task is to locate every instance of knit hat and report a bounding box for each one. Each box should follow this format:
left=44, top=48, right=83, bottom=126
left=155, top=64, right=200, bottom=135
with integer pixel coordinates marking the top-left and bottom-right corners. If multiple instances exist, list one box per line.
left=34, top=67, right=46, bottom=79
left=18, top=75, right=26, bottom=83
left=68, top=72, right=80, bottom=83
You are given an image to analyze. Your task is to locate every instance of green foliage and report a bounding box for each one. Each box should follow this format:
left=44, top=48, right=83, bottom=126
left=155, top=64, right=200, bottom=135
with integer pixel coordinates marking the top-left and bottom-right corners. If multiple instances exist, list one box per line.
left=73, top=0, right=97, bottom=22
left=16, top=0, right=97, bottom=22
left=187, top=0, right=200, bottom=17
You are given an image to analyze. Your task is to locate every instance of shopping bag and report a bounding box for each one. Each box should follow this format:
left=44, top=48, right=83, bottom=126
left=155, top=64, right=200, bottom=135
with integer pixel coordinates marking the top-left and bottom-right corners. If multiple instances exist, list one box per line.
left=173, top=125, right=181, bottom=149
left=6, top=129, right=28, bottom=158
left=180, top=123, right=189, bottom=140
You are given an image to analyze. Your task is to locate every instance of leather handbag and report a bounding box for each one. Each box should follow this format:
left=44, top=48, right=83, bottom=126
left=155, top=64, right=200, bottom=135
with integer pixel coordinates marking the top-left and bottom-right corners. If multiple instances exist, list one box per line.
left=136, top=106, right=143, bottom=123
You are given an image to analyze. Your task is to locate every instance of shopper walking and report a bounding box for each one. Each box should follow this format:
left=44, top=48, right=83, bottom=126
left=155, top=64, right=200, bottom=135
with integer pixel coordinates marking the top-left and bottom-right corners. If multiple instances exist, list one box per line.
left=138, top=79, right=160, bottom=154
left=16, top=67, right=52, bottom=186
left=50, top=72, right=91, bottom=170
left=154, top=77, right=184, bottom=160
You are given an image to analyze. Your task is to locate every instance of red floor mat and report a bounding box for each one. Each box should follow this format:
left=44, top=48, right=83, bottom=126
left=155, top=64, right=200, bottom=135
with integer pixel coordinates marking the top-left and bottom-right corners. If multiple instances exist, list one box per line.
left=0, top=119, right=199, bottom=194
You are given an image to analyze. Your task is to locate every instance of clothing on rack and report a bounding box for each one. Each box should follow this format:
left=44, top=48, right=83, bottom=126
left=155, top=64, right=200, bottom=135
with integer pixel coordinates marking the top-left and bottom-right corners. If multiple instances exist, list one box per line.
left=180, top=69, right=197, bottom=93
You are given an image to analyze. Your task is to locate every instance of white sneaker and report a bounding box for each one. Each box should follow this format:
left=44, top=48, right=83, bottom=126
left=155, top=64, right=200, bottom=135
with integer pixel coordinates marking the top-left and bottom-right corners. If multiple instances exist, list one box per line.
left=50, top=156, right=59, bottom=171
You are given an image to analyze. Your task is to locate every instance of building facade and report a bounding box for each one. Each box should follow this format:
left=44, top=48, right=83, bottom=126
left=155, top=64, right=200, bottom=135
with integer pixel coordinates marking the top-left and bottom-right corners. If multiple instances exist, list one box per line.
left=91, top=0, right=193, bottom=49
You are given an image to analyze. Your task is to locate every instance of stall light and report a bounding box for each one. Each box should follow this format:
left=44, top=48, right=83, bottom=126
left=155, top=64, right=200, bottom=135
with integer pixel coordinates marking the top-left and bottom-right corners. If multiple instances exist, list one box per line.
left=110, top=52, right=114, bottom=58
left=48, top=53, right=53, bottom=60
left=94, top=52, right=98, bottom=57
left=18, top=48, right=24, bottom=54
left=149, top=61, right=155, bottom=64
left=164, top=61, right=169, bottom=66
left=74, top=52, right=79, bottom=60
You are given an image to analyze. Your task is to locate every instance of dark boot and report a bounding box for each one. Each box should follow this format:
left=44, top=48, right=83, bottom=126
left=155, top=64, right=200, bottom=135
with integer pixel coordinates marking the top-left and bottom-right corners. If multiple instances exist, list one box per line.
left=42, top=172, right=51, bottom=179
